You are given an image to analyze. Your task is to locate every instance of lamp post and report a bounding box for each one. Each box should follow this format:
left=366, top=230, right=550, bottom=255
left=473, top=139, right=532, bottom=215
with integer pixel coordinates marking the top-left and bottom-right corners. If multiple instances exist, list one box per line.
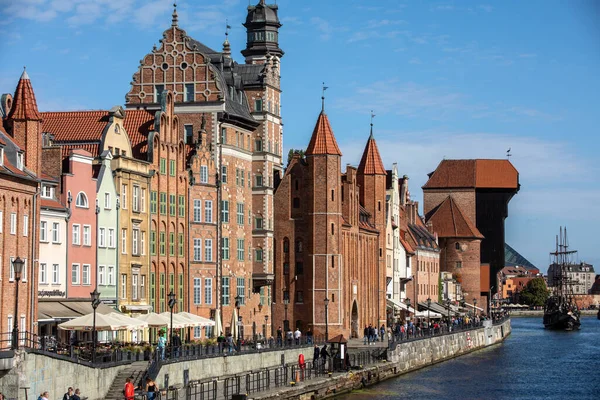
left=264, top=315, right=268, bottom=339
left=90, top=289, right=101, bottom=362
left=445, top=298, right=451, bottom=332
left=405, top=298, right=411, bottom=338
left=11, top=257, right=25, bottom=350
left=168, top=291, right=176, bottom=358
left=473, top=298, right=477, bottom=318
left=283, top=298, right=289, bottom=333
left=324, top=297, right=330, bottom=341
left=426, top=297, right=431, bottom=335
left=235, top=295, right=242, bottom=348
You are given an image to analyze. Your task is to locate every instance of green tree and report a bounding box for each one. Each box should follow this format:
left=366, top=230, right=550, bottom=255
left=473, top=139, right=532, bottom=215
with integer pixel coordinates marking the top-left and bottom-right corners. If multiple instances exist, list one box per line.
left=519, top=278, right=550, bottom=307
left=287, top=149, right=305, bottom=165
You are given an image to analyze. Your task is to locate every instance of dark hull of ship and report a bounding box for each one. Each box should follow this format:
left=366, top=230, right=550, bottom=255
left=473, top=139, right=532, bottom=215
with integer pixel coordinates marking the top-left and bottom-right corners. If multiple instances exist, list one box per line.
left=543, top=311, right=581, bottom=331
left=597, top=310, right=600, bottom=320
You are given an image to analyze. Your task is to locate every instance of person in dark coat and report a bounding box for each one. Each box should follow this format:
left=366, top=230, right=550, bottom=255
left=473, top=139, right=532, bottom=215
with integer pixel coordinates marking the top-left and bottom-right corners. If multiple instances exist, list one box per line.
left=320, top=344, right=329, bottom=367
left=172, top=332, right=182, bottom=358
left=313, top=345, right=320, bottom=368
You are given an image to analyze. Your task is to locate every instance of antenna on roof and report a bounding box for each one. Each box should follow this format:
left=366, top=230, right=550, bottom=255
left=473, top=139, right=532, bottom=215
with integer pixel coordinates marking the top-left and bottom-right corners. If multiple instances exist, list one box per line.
left=507, top=147, right=512, bottom=159
left=321, top=82, right=329, bottom=113
left=370, top=110, right=375, bottom=138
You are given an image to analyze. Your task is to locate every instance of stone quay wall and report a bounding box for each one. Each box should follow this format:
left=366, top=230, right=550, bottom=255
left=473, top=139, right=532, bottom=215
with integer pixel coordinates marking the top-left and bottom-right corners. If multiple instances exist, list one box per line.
left=255, top=319, right=512, bottom=400
left=0, top=351, right=128, bottom=400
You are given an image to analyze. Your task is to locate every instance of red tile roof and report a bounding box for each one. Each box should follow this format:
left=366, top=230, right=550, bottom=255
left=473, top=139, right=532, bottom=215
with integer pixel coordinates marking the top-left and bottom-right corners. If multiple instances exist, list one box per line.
left=357, top=133, right=386, bottom=175
left=41, top=111, right=109, bottom=142
left=399, top=229, right=415, bottom=254
left=425, top=196, right=484, bottom=239
left=123, top=109, right=155, bottom=159
left=423, top=159, right=519, bottom=190
left=305, top=112, right=342, bottom=156
left=59, top=143, right=100, bottom=159
left=7, top=70, right=42, bottom=121
left=40, top=198, right=67, bottom=211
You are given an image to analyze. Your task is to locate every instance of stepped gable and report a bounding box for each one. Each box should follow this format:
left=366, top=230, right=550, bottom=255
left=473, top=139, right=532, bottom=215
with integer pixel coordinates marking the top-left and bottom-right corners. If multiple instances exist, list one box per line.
left=425, top=196, right=484, bottom=239
left=7, top=69, right=42, bottom=121
left=423, top=159, right=519, bottom=189
left=305, top=112, right=342, bottom=156
left=357, top=132, right=386, bottom=175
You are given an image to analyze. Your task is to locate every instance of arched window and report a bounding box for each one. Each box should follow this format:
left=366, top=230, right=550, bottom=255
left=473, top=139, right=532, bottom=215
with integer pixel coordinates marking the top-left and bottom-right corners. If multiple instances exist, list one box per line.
left=455, top=242, right=461, bottom=250
left=295, top=240, right=303, bottom=253
left=75, top=192, right=88, bottom=208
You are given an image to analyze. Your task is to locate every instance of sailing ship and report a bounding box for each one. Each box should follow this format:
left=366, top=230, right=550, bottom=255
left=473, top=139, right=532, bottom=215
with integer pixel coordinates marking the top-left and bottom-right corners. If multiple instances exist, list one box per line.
left=543, top=227, right=581, bottom=331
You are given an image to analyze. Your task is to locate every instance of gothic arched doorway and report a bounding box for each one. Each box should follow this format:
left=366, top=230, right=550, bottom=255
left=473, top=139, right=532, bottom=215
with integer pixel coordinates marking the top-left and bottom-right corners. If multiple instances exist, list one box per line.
left=351, top=300, right=359, bottom=338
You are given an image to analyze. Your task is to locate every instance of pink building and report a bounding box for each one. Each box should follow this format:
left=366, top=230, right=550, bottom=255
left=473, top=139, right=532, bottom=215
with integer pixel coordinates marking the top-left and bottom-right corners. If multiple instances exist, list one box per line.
left=62, top=150, right=97, bottom=299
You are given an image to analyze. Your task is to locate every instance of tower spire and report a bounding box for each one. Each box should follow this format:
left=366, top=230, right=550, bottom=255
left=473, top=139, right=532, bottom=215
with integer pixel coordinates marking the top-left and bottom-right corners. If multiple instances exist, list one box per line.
left=321, top=82, right=328, bottom=113
left=370, top=110, right=375, bottom=138
left=223, top=19, right=232, bottom=57
left=171, top=2, right=178, bottom=27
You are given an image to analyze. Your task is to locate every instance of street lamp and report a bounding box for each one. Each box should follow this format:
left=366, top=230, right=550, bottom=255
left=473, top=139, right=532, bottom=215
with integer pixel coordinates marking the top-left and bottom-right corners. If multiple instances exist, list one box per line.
left=283, top=298, right=289, bottom=333
left=445, top=298, right=451, bottom=332
left=264, top=315, right=269, bottom=339
left=426, top=297, right=431, bottom=335
left=324, top=297, right=330, bottom=341
left=90, top=289, right=101, bottom=362
left=11, top=257, right=25, bottom=350
left=235, top=295, right=242, bottom=347
left=473, top=298, right=477, bottom=318
left=168, top=291, right=176, bottom=357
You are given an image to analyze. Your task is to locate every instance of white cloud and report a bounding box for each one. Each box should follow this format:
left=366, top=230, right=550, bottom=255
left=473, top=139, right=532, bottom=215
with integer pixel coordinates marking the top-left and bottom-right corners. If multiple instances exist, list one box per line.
left=310, top=17, right=334, bottom=41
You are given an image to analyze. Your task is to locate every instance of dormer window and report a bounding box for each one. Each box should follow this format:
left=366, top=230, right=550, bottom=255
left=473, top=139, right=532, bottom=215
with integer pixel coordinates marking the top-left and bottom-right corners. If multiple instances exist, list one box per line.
left=41, top=185, right=55, bottom=199
left=17, top=152, right=24, bottom=170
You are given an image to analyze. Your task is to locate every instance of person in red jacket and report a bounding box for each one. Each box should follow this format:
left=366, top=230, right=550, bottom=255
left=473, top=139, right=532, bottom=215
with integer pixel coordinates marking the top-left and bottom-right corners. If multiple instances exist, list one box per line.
left=124, top=377, right=135, bottom=400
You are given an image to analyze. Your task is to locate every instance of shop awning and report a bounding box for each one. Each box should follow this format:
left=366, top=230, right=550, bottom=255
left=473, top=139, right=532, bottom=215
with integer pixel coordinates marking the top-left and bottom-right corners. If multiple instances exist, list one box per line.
left=121, top=304, right=153, bottom=311
left=386, top=298, right=415, bottom=313
left=38, top=300, right=116, bottom=322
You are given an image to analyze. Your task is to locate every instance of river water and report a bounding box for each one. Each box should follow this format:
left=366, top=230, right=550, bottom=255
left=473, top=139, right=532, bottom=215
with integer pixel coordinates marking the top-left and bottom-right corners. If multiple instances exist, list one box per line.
left=338, top=317, right=600, bottom=400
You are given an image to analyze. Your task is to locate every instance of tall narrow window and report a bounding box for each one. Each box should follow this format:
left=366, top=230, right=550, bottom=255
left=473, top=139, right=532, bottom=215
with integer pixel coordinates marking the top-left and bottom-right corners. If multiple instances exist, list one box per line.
left=154, top=84, right=164, bottom=102
left=141, top=188, right=146, bottom=212
left=150, top=191, right=157, bottom=214
left=133, top=185, right=140, bottom=212
left=72, top=224, right=80, bottom=245
left=98, top=228, right=106, bottom=247
left=178, top=233, right=184, bottom=256
left=193, top=278, right=202, bottom=304
left=255, top=98, right=263, bottom=112
left=52, top=264, right=59, bottom=284
left=222, top=237, right=230, bottom=260
left=185, top=125, right=194, bottom=144
left=236, top=277, right=246, bottom=305
left=221, top=127, right=227, bottom=144
left=40, top=263, right=47, bottom=284
left=169, top=160, right=176, bottom=177
left=10, top=213, right=17, bottom=235
left=23, top=215, right=28, bottom=236
left=121, top=274, right=127, bottom=299
left=204, top=278, right=213, bottom=304
left=141, top=231, right=146, bottom=255
left=159, top=192, right=167, bottom=215
left=160, top=158, right=166, bottom=175
left=72, top=264, right=80, bottom=284
left=104, top=192, right=111, bottom=209
left=193, top=199, right=202, bottom=222
left=108, top=266, right=114, bottom=285
left=205, top=201, right=213, bottom=223
left=159, top=231, right=166, bottom=255
left=121, top=184, right=127, bottom=209
left=236, top=203, right=244, bottom=225
left=169, top=232, right=175, bottom=256
left=132, top=229, right=139, bottom=255
left=40, top=221, right=47, bottom=242
left=205, top=239, right=213, bottom=262
left=150, top=230, right=156, bottom=255
left=132, top=274, right=139, bottom=300
left=237, top=239, right=245, bottom=261
left=141, top=275, right=146, bottom=299
left=185, top=83, right=194, bottom=102
left=221, top=200, right=229, bottom=223
left=83, top=225, right=91, bottom=245
left=222, top=277, right=230, bottom=305
left=108, top=228, right=115, bottom=248
left=52, top=222, right=60, bottom=243
left=82, top=264, right=90, bottom=285
left=98, top=265, right=105, bottom=285
left=122, top=229, right=127, bottom=254
left=193, top=239, right=202, bottom=261
left=221, top=166, right=227, bottom=183
left=169, top=194, right=176, bottom=216
left=178, top=195, right=185, bottom=217
left=200, top=165, right=208, bottom=183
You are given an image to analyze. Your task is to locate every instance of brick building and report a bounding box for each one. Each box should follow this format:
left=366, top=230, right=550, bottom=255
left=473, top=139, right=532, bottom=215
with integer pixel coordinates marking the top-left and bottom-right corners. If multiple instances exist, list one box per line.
left=272, top=110, right=385, bottom=339
left=0, top=70, right=41, bottom=339
left=423, top=159, right=519, bottom=308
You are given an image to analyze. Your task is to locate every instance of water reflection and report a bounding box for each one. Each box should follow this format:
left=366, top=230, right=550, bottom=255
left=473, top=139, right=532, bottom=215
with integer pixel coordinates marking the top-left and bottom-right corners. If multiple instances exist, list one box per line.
left=337, top=317, right=600, bottom=400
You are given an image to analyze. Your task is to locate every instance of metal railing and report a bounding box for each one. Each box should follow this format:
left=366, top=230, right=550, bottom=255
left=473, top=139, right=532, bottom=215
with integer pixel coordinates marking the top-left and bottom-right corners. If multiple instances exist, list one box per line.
left=388, top=314, right=511, bottom=350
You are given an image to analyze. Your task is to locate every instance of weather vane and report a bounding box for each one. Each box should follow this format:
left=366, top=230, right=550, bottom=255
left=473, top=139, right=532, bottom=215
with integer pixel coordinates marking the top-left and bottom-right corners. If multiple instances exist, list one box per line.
left=321, top=82, right=329, bottom=112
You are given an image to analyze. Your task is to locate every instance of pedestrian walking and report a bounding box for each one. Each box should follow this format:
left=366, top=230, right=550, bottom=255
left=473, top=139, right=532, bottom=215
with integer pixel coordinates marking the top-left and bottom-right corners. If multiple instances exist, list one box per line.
left=306, top=328, right=313, bottom=344
left=294, top=327, right=301, bottom=345
left=145, top=377, right=159, bottom=400
left=72, top=389, right=81, bottom=400
left=276, top=326, right=283, bottom=346
left=320, top=344, right=329, bottom=367
left=313, top=344, right=320, bottom=367
left=363, top=325, right=369, bottom=345
left=172, top=331, right=182, bottom=358
left=124, top=377, right=135, bottom=400
left=62, top=387, right=74, bottom=400
left=380, top=324, right=385, bottom=342
left=286, top=328, right=293, bottom=346
left=157, top=331, right=166, bottom=360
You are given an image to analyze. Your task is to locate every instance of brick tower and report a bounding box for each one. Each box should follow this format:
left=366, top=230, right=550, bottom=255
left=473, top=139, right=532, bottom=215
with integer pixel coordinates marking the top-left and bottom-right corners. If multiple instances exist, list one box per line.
left=304, top=101, right=343, bottom=338
left=356, top=125, right=387, bottom=327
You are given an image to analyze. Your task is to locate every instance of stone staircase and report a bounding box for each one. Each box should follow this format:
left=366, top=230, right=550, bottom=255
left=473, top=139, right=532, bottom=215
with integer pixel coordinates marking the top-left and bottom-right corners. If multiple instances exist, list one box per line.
left=104, top=361, right=148, bottom=399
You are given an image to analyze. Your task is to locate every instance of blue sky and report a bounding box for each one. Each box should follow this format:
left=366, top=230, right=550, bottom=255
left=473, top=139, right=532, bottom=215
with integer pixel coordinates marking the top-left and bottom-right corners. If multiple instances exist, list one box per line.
left=1, top=0, right=598, bottom=272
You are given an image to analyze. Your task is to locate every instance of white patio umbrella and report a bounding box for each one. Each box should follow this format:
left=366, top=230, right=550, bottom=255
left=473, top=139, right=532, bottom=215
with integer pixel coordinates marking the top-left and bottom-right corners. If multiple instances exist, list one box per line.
left=136, top=312, right=170, bottom=328
left=230, top=307, right=239, bottom=340
left=159, top=312, right=195, bottom=328
left=213, top=308, right=223, bottom=338
left=58, top=312, right=129, bottom=331
left=178, top=312, right=216, bottom=327
left=107, top=312, right=148, bottom=330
